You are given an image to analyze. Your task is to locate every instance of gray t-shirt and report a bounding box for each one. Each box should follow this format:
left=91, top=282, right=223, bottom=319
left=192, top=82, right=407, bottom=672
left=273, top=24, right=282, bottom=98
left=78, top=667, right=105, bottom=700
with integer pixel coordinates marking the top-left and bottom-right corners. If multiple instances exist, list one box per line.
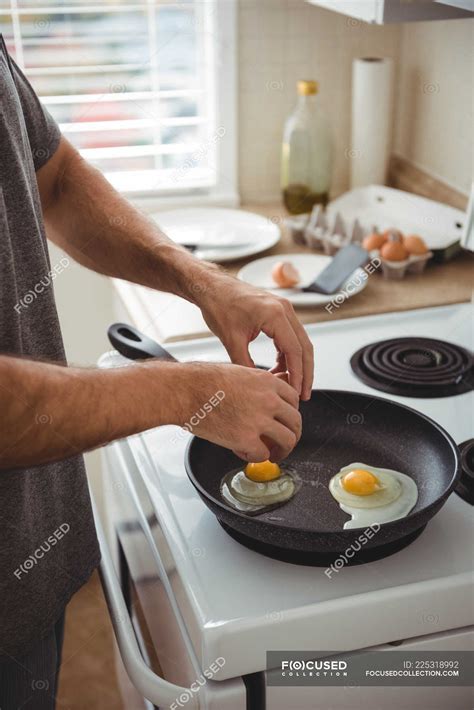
left=0, top=36, right=100, bottom=659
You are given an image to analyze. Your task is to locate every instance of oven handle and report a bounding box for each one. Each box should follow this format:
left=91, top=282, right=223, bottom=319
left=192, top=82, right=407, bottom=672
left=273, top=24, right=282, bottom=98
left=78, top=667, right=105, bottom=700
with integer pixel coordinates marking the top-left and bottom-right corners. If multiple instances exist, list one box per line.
left=92, top=500, right=200, bottom=709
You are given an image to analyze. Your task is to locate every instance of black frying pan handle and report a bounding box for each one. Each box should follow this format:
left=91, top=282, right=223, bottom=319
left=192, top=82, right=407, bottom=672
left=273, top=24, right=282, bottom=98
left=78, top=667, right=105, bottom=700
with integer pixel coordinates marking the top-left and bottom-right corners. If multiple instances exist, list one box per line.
left=107, top=323, right=178, bottom=362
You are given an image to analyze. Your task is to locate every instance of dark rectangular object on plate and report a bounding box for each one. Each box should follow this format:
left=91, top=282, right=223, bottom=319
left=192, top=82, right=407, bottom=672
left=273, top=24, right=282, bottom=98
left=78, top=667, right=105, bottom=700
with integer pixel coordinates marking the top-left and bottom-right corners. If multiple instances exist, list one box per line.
left=303, top=244, right=369, bottom=295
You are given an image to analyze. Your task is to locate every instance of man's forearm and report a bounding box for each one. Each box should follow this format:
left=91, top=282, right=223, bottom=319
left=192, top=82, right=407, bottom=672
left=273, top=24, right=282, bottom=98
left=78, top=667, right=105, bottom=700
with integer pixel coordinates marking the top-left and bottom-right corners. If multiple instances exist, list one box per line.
left=40, top=139, right=220, bottom=303
left=0, top=355, right=185, bottom=469
left=37, top=139, right=315, bottom=400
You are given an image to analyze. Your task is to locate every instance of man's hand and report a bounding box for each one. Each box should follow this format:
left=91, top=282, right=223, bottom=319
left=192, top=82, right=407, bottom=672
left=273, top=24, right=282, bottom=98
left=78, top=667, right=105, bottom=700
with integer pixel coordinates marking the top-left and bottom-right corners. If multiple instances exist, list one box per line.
left=177, top=362, right=302, bottom=462
left=0, top=356, right=301, bottom=468
left=38, top=139, right=314, bottom=403
left=38, top=137, right=313, bottom=416
left=198, top=274, right=314, bottom=401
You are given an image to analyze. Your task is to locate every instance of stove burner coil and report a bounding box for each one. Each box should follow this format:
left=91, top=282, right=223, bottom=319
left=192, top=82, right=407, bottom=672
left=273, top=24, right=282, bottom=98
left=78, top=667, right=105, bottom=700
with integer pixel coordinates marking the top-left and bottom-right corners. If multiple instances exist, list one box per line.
left=350, top=337, right=473, bottom=398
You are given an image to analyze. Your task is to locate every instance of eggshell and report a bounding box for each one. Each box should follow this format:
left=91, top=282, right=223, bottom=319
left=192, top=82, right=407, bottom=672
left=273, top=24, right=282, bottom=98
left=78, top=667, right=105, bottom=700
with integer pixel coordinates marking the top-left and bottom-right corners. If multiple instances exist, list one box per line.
left=362, top=232, right=387, bottom=251
left=380, top=240, right=409, bottom=262
left=404, top=234, right=429, bottom=255
left=271, top=261, right=301, bottom=288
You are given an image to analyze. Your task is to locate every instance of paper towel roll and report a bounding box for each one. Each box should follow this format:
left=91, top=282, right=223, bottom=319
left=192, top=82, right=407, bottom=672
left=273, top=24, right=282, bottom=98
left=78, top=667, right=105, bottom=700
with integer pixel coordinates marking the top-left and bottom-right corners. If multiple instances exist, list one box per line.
left=350, top=57, right=394, bottom=188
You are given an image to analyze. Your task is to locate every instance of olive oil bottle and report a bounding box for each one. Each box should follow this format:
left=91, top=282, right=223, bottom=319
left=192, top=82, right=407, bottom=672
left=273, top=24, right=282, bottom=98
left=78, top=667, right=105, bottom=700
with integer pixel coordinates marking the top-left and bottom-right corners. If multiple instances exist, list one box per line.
left=281, top=80, right=333, bottom=215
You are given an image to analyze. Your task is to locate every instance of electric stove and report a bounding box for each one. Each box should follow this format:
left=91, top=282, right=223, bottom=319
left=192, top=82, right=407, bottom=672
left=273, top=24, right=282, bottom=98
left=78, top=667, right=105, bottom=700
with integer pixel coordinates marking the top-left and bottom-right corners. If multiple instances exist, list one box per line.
left=97, top=303, right=473, bottom=710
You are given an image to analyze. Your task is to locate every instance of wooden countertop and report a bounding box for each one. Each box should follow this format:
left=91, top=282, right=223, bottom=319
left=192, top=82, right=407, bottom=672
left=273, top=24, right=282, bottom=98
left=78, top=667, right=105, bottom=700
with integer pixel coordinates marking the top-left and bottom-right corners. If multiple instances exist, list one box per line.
left=114, top=201, right=473, bottom=343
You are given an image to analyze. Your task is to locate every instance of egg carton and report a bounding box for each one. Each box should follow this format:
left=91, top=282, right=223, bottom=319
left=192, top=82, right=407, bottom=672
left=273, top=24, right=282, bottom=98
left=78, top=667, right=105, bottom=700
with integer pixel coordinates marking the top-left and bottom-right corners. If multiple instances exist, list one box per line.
left=378, top=250, right=433, bottom=280
left=363, top=228, right=433, bottom=279
left=285, top=206, right=365, bottom=256
left=285, top=206, right=432, bottom=278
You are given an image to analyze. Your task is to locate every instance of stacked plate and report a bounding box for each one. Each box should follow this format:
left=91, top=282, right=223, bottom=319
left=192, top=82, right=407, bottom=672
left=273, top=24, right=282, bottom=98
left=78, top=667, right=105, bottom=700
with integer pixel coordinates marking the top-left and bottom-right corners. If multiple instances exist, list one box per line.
left=152, top=207, right=368, bottom=307
left=151, top=207, right=280, bottom=263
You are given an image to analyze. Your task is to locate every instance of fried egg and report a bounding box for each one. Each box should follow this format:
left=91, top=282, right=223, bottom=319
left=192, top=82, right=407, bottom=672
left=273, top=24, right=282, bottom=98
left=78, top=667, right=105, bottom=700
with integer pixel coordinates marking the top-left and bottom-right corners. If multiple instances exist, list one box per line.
left=221, top=461, right=297, bottom=515
left=329, top=463, right=418, bottom=530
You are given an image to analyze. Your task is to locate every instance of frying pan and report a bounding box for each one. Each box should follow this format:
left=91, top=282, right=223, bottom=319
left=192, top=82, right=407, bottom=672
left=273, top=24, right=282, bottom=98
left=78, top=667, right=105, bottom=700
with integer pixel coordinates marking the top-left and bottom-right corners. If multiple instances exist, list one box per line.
left=108, top=323, right=461, bottom=566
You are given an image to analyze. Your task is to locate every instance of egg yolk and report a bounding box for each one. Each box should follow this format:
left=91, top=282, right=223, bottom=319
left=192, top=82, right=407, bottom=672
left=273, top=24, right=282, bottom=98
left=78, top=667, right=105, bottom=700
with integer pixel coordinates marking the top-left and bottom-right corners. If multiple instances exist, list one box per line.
left=341, top=469, right=380, bottom=496
left=245, top=461, right=281, bottom=482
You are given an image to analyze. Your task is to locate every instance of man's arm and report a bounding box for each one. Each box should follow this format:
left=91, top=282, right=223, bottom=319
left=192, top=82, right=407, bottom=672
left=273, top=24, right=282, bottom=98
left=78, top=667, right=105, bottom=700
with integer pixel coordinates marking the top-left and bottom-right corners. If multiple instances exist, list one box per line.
left=0, top=355, right=181, bottom=467
left=0, top=355, right=302, bottom=469
left=37, top=137, right=218, bottom=303
left=37, top=138, right=314, bottom=400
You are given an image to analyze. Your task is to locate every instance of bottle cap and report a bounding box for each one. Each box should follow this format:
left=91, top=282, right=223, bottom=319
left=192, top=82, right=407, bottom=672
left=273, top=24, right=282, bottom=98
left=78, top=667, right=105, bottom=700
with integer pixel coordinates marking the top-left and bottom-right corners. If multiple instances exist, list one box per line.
left=297, top=80, right=318, bottom=96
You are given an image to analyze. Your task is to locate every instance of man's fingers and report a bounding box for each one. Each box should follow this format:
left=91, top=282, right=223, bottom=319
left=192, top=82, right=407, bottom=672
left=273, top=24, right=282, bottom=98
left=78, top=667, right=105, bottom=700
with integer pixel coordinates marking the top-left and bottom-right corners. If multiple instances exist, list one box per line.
left=270, top=349, right=286, bottom=374
left=224, top=336, right=255, bottom=368
left=274, top=376, right=300, bottom=407
left=269, top=305, right=314, bottom=400
left=285, top=308, right=314, bottom=400
left=220, top=296, right=313, bottom=400
left=263, top=313, right=303, bottom=396
left=274, top=400, right=302, bottom=442
left=233, top=439, right=270, bottom=463
left=262, top=420, right=297, bottom=461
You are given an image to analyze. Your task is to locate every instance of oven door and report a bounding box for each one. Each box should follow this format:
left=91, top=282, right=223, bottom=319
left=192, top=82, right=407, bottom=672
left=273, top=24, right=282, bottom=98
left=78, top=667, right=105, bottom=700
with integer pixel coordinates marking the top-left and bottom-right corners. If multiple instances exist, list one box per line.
left=93, top=441, right=247, bottom=710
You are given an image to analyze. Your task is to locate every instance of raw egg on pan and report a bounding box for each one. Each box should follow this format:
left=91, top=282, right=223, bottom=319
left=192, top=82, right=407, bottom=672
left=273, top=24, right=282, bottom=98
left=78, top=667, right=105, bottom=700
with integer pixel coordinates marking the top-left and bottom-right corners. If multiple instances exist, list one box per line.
left=329, top=463, right=418, bottom=529
left=221, top=460, right=298, bottom=515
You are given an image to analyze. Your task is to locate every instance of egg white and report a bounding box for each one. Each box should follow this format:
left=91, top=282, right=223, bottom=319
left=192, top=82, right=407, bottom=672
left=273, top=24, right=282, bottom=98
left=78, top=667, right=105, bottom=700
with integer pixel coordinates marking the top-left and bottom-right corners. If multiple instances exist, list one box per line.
left=329, top=463, right=418, bottom=530
left=221, top=470, right=296, bottom=514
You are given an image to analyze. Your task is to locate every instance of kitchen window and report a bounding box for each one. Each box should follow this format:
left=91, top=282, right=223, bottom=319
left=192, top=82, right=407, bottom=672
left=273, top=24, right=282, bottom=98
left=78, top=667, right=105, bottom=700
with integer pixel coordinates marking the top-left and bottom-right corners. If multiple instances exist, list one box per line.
left=0, top=0, right=237, bottom=205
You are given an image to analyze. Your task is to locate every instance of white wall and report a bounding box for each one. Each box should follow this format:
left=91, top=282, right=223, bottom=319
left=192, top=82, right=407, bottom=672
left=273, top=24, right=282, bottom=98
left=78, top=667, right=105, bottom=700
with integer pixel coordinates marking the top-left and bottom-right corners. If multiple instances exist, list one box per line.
left=238, top=1, right=473, bottom=202
left=394, top=18, right=474, bottom=195
left=238, top=0, right=400, bottom=202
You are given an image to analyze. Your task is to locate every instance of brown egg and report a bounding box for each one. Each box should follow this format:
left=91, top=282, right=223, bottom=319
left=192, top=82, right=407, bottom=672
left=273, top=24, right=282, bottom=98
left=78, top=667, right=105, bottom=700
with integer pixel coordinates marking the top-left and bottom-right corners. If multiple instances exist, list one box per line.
left=271, top=261, right=301, bottom=288
left=362, top=232, right=387, bottom=251
left=404, top=234, right=429, bottom=255
left=380, top=240, right=409, bottom=262
left=382, top=229, right=404, bottom=242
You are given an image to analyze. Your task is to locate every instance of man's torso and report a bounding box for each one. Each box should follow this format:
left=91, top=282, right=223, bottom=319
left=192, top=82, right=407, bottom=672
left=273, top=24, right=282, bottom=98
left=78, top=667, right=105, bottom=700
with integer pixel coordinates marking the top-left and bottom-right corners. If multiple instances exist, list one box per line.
left=0, top=35, right=100, bottom=660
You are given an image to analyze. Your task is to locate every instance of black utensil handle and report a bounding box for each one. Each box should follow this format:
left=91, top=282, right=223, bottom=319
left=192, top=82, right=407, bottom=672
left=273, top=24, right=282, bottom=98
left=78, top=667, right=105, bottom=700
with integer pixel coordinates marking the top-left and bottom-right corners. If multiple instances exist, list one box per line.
left=108, top=323, right=178, bottom=362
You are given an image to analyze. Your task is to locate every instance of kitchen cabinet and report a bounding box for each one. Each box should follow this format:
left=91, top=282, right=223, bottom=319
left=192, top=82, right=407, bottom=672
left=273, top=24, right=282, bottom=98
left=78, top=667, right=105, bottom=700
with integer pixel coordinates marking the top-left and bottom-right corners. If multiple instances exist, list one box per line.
left=306, top=0, right=472, bottom=24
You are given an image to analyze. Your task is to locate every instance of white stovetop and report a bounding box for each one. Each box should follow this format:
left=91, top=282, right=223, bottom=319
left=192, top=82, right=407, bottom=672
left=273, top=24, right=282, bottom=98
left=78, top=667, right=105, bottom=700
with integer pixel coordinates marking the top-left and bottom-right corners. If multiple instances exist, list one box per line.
left=115, top=303, right=474, bottom=680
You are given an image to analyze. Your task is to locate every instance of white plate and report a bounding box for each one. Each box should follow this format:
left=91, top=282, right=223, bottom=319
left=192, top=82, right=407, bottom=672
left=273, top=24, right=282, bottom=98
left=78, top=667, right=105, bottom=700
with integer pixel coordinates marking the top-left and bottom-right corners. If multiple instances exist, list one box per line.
left=238, top=253, right=367, bottom=307
left=150, top=208, right=280, bottom=263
